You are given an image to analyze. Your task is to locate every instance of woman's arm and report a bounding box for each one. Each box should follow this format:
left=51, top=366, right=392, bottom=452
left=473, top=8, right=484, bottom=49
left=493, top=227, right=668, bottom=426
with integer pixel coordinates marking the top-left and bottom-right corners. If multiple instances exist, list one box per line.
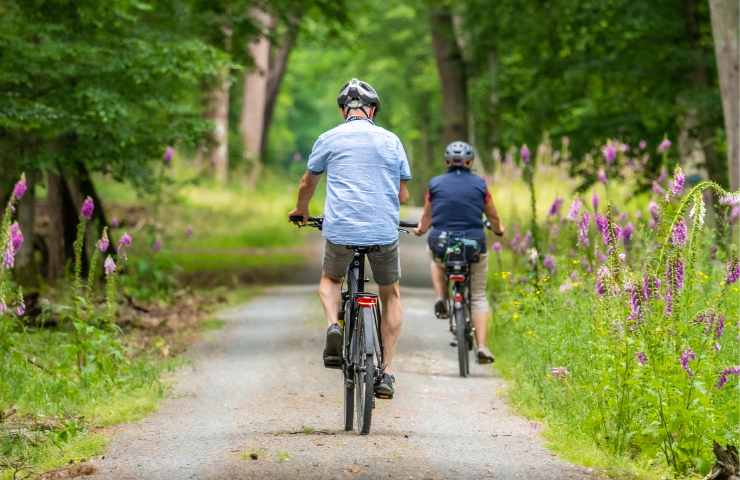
left=414, top=191, right=433, bottom=236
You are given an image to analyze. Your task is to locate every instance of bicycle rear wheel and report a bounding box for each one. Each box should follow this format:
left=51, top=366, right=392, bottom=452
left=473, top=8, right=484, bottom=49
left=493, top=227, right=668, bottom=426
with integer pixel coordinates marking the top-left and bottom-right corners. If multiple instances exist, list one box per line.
left=455, top=306, right=470, bottom=377
left=344, top=370, right=354, bottom=431
left=355, top=353, right=375, bottom=435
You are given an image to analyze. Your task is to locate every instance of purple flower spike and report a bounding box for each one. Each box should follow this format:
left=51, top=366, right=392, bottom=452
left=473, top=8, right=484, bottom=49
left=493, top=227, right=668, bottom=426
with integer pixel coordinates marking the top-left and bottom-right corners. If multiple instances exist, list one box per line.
left=578, top=212, right=590, bottom=247
left=16, top=299, right=25, bottom=317
left=648, top=201, right=660, bottom=223
left=118, top=232, right=132, bottom=248
left=186, top=225, right=193, bottom=238
left=110, top=217, right=120, bottom=228
left=680, top=348, right=696, bottom=376
left=726, top=258, right=740, bottom=285
left=543, top=255, right=556, bottom=274
left=566, top=198, right=581, bottom=221
left=492, top=242, right=502, bottom=253
left=664, top=289, right=673, bottom=317
left=9, top=223, right=23, bottom=252
left=652, top=181, right=665, bottom=196
left=595, top=214, right=610, bottom=245
left=597, top=168, right=607, bottom=184
left=717, top=366, right=740, bottom=388
left=13, top=174, right=28, bottom=201
left=97, top=229, right=110, bottom=253
left=602, top=143, right=617, bottom=165
left=520, top=144, right=530, bottom=165
left=595, top=266, right=609, bottom=296
left=627, top=283, right=641, bottom=321
left=671, top=219, right=687, bottom=247
left=639, top=140, right=647, bottom=150
left=670, top=167, right=685, bottom=197
left=592, top=193, right=600, bottom=212
left=80, top=196, right=94, bottom=220
left=152, top=239, right=162, bottom=253
left=548, top=197, right=563, bottom=217
left=104, top=255, right=116, bottom=276
left=163, top=146, right=175, bottom=165
left=620, top=223, right=634, bottom=245
left=658, top=137, right=672, bottom=153
left=635, top=352, right=647, bottom=365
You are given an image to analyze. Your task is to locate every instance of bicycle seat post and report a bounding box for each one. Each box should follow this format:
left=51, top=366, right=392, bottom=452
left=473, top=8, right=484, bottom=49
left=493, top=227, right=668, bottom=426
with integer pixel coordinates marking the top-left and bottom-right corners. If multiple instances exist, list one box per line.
left=355, top=251, right=366, bottom=292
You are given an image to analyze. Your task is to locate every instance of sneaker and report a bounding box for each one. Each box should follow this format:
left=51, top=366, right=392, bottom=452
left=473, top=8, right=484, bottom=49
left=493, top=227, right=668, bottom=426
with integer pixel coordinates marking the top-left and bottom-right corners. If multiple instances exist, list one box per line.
left=434, top=299, right=449, bottom=319
left=449, top=335, right=458, bottom=347
left=477, top=346, right=495, bottom=364
left=374, top=372, right=395, bottom=399
left=323, top=324, right=342, bottom=369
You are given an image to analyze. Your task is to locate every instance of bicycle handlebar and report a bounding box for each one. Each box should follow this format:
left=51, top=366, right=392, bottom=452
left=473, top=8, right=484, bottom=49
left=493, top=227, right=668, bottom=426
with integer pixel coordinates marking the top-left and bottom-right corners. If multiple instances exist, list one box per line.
left=290, top=215, right=417, bottom=230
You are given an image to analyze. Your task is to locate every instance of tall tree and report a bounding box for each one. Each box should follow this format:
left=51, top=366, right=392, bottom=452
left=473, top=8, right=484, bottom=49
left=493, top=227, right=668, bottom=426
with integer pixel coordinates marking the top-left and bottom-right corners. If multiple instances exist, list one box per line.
left=709, top=0, right=739, bottom=190
left=204, top=26, right=233, bottom=184
left=429, top=5, right=469, bottom=144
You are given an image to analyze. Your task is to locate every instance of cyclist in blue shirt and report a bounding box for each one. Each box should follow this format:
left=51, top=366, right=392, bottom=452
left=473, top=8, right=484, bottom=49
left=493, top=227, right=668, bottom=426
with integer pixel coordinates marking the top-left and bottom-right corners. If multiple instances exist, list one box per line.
left=414, top=141, right=504, bottom=364
left=289, top=79, right=411, bottom=399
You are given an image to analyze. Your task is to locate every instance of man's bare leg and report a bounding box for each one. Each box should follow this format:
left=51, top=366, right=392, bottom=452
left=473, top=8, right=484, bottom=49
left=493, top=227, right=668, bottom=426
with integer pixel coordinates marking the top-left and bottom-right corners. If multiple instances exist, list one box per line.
left=318, top=274, right=341, bottom=325
left=378, top=282, right=402, bottom=373
left=430, top=261, right=447, bottom=300
left=472, top=309, right=490, bottom=347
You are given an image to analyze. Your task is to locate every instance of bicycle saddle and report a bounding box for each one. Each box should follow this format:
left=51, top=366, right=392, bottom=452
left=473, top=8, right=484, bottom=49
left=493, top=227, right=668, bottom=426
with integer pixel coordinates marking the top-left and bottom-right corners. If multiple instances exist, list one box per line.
left=346, top=245, right=381, bottom=253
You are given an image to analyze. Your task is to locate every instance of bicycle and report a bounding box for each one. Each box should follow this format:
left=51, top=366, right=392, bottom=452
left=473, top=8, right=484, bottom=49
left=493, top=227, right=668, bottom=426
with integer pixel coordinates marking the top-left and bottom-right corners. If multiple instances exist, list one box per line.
left=290, top=215, right=417, bottom=435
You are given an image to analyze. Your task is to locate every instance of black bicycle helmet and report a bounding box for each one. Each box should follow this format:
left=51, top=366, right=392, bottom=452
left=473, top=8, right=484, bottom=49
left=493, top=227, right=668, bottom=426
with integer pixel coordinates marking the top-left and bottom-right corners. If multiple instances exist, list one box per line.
left=444, top=141, right=475, bottom=167
left=337, top=78, right=381, bottom=116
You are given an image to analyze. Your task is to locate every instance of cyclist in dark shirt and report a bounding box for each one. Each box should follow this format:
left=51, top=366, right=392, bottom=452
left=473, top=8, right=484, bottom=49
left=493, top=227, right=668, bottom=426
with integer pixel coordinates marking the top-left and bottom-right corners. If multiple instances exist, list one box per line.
left=414, top=141, right=504, bottom=363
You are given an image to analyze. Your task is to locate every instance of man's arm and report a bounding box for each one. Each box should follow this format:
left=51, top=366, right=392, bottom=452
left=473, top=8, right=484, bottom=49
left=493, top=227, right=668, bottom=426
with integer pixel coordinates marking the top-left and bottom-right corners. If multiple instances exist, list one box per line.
left=399, top=180, right=410, bottom=204
left=484, top=190, right=505, bottom=236
left=288, top=171, right=321, bottom=223
left=413, top=191, right=432, bottom=236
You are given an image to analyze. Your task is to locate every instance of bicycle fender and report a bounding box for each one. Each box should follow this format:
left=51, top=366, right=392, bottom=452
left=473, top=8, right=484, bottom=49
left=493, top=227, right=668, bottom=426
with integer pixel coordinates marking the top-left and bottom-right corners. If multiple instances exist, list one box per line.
left=361, top=308, right=379, bottom=355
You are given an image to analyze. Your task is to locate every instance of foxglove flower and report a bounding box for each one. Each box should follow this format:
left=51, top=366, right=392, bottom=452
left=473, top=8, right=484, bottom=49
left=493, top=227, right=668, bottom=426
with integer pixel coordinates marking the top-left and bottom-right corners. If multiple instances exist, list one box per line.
left=668, top=258, right=685, bottom=290
left=566, top=198, right=581, bottom=221
left=664, top=289, right=673, bottom=317
left=592, top=193, right=600, bottom=212
left=658, top=137, right=672, bottom=153
left=9, top=222, right=23, bottom=252
left=619, top=223, right=634, bottom=245
left=595, top=266, right=609, bottom=295
left=689, top=197, right=706, bottom=227
left=163, top=146, right=175, bottom=166
left=16, top=299, right=25, bottom=317
left=104, top=255, right=116, bottom=276
left=3, top=242, right=15, bottom=269
left=186, top=225, right=193, bottom=238
left=680, top=348, right=696, bottom=376
left=110, top=217, right=120, bottom=228
left=717, top=366, right=740, bottom=389
left=652, top=181, right=665, bottom=196
left=627, top=283, right=641, bottom=321
left=642, top=274, right=660, bottom=300
left=635, top=352, right=647, bottom=365
left=80, top=196, right=94, bottom=220
left=595, top=214, right=610, bottom=246
left=648, top=201, right=660, bottom=223
left=597, top=168, right=607, bottom=184
left=0, top=300, right=6, bottom=314
left=97, top=229, right=110, bottom=252
left=152, top=239, right=162, bottom=252
left=730, top=206, right=740, bottom=225
left=543, top=255, right=556, bottom=274
left=13, top=173, right=27, bottom=200
left=548, top=197, right=563, bottom=217
left=520, top=144, right=530, bottom=165
left=726, top=258, right=740, bottom=285
left=492, top=242, right=502, bottom=253
left=669, top=167, right=685, bottom=197
left=638, top=140, right=647, bottom=150
left=118, top=232, right=132, bottom=248
left=577, top=212, right=590, bottom=247
left=602, top=143, right=617, bottom=165
left=671, top=219, right=687, bottom=247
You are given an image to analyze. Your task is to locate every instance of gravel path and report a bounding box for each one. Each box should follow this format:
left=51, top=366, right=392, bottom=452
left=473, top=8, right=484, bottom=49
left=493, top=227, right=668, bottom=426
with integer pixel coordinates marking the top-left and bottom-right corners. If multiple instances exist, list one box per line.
left=90, top=236, right=598, bottom=479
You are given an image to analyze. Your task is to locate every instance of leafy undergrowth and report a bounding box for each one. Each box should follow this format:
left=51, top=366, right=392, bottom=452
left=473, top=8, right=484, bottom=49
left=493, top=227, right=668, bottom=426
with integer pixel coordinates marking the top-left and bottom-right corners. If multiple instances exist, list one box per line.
left=485, top=160, right=739, bottom=479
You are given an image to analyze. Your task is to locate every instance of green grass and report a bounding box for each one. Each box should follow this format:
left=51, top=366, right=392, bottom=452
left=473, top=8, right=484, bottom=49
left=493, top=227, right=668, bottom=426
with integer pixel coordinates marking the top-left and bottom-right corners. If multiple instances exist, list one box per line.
left=159, top=251, right=303, bottom=274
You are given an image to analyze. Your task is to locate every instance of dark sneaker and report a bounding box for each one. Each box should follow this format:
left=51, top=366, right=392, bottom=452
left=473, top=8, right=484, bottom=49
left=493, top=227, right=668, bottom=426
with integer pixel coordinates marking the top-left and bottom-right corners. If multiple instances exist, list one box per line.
left=477, top=346, right=495, bottom=364
left=323, top=324, right=342, bottom=369
left=434, top=299, right=449, bottom=319
left=374, top=372, right=395, bottom=399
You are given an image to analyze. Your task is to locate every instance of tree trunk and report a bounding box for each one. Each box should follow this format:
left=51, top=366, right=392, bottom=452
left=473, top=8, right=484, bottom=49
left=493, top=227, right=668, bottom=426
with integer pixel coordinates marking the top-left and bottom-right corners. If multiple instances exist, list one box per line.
left=45, top=172, right=67, bottom=281
left=260, top=15, right=301, bottom=158
left=206, top=65, right=232, bottom=184
left=241, top=9, right=273, bottom=187
left=429, top=6, right=469, bottom=145
left=205, top=26, right=232, bottom=184
left=709, top=0, right=739, bottom=191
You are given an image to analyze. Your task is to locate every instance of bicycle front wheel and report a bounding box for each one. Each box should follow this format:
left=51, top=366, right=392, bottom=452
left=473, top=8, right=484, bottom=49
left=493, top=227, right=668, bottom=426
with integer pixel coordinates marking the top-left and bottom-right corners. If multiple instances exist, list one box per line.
left=455, top=306, right=470, bottom=377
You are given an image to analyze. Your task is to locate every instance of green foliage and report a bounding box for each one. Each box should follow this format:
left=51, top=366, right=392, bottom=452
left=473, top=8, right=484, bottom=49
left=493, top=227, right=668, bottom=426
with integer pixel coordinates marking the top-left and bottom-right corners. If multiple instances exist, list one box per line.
left=487, top=155, right=739, bottom=477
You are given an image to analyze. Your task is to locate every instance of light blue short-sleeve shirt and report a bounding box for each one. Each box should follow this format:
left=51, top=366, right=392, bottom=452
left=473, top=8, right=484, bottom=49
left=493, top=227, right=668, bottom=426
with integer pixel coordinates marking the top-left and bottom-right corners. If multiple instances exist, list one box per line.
left=307, top=118, right=411, bottom=246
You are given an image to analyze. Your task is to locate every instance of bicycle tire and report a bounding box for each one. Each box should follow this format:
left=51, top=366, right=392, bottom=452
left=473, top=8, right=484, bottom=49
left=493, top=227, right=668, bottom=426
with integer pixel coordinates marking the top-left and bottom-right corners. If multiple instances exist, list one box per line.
left=455, top=306, right=469, bottom=377
left=343, top=302, right=354, bottom=431
left=357, top=353, right=375, bottom=435
left=344, top=370, right=354, bottom=431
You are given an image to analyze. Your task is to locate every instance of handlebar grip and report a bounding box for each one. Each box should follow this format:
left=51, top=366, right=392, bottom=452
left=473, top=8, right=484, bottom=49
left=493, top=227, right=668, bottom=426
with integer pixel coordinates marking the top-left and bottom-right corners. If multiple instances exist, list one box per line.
left=289, top=215, right=305, bottom=223
left=399, top=221, right=418, bottom=228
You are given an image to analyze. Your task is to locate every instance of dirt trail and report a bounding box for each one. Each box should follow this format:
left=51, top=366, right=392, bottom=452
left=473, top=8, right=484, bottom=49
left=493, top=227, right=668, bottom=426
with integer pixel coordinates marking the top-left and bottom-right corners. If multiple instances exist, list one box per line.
left=90, top=236, right=598, bottom=479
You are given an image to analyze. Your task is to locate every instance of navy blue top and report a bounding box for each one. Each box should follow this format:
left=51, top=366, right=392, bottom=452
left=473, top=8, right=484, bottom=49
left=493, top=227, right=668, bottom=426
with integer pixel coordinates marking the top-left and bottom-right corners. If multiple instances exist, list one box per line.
left=427, top=167, right=488, bottom=253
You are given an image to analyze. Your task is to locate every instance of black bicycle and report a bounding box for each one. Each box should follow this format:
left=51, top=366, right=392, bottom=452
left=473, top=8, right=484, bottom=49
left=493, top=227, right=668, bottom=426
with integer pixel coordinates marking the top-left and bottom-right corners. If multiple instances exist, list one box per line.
left=290, top=215, right=416, bottom=435
left=435, top=234, right=482, bottom=377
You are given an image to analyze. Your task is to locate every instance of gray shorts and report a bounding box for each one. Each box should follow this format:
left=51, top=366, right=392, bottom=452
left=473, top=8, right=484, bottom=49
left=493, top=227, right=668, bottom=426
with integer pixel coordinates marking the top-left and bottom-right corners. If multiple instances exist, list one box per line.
left=322, top=240, right=401, bottom=285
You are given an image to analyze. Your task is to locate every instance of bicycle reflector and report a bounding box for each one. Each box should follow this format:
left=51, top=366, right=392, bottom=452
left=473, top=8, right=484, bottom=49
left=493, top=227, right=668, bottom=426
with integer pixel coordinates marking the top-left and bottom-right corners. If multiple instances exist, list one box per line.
left=449, top=274, right=466, bottom=282
left=357, top=296, right=377, bottom=307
